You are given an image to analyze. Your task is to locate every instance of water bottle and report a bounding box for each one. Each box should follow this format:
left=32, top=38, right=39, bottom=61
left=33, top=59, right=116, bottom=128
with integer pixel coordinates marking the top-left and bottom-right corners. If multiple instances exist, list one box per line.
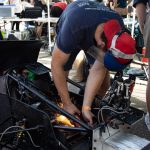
left=42, top=10, right=45, bottom=18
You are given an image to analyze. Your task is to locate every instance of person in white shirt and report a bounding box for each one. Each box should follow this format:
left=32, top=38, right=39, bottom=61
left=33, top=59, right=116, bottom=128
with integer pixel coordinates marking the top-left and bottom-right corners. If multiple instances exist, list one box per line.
left=9, top=0, right=23, bottom=31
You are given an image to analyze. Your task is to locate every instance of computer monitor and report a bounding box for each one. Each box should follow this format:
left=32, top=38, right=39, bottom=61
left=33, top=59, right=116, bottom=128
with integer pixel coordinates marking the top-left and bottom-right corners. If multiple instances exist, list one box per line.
left=0, top=5, right=15, bottom=17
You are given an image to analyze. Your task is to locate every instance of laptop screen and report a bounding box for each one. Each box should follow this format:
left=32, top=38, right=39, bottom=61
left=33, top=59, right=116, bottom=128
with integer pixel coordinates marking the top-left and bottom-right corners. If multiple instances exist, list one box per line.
left=0, top=40, right=43, bottom=71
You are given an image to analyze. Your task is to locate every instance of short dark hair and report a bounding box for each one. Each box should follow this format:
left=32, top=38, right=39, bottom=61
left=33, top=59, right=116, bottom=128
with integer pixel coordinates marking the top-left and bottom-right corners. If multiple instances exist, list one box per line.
left=50, top=6, right=63, bottom=17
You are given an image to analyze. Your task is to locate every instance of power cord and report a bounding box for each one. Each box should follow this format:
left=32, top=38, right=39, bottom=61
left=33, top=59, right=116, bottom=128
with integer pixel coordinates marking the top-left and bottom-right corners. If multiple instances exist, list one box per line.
left=97, top=106, right=127, bottom=125
left=0, top=125, right=40, bottom=148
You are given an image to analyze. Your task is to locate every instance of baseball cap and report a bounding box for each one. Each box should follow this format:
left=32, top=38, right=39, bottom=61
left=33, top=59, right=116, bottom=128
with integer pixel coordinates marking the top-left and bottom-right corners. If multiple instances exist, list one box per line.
left=103, top=19, right=136, bottom=71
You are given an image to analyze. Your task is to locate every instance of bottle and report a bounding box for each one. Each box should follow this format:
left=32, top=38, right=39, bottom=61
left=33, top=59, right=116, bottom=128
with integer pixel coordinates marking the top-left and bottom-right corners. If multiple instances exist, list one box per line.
left=42, top=10, right=45, bottom=18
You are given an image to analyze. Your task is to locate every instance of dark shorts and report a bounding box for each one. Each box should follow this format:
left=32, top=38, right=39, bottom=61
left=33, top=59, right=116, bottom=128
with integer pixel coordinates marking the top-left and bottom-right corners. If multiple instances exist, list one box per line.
left=63, top=50, right=95, bottom=71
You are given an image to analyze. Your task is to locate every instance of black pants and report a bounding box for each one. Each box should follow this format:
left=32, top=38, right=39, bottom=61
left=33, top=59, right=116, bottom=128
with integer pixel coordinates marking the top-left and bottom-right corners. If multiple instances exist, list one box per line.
left=11, top=13, right=21, bottom=31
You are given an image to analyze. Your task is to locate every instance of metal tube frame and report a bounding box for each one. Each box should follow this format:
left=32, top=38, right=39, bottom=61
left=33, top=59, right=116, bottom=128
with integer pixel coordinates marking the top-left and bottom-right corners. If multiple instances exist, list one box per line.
left=8, top=74, right=91, bottom=131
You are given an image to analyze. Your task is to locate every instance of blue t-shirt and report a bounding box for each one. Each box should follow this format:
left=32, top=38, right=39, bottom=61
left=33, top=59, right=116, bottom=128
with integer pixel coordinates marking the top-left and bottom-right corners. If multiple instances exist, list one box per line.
left=56, top=0, right=124, bottom=54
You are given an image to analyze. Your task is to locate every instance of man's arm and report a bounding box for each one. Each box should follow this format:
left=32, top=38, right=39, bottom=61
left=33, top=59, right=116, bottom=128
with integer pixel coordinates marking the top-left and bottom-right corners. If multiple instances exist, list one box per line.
left=51, top=45, right=80, bottom=115
left=82, top=51, right=107, bottom=126
left=135, top=3, right=147, bottom=33
left=94, top=23, right=105, bottom=48
left=83, top=60, right=106, bottom=106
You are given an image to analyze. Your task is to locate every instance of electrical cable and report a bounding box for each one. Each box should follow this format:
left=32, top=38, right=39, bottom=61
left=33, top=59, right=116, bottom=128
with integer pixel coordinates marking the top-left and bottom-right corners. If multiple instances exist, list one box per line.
left=97, top=106, right=127, bottom=125
left=0, top=125, right=40, bottom=148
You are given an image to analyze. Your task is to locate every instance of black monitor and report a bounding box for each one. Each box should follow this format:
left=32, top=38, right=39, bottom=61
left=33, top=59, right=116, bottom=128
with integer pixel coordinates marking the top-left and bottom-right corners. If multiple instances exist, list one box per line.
left=0, top=40, right=43, bottom=71
left=24, top=7, right=42, bottom=18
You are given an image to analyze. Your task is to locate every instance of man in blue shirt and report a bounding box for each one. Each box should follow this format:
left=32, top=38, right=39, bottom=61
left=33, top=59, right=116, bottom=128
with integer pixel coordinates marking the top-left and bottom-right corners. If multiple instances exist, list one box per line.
left=133, top=0, right=150, bottom=131
left=52, top=0, right=136, bottom=126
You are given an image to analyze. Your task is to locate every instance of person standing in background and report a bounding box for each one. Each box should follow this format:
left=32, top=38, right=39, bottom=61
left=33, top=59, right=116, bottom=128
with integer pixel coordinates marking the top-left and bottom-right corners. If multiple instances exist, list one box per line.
left=22, top=0, right=34, bottom=8
left=133, top=0, right=150, bottom=131
left=34, top=0, right=47, bottom=37
left=50, top=1, right=67, bottom=17
left=9, top=0, right=23, bottom=31
left=34, top=0, right=47, bottom=12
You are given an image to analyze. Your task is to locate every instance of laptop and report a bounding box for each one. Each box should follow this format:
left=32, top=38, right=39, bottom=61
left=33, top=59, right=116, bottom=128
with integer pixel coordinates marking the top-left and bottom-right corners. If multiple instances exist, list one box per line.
left=0, top=40, right=43, bottom=71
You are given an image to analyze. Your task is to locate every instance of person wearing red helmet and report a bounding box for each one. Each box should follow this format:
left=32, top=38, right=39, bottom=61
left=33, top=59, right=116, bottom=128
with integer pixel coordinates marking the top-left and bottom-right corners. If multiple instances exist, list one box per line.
left=51, top=0, right=136, bottom=126
left=50, top=2, right=67, bottom=17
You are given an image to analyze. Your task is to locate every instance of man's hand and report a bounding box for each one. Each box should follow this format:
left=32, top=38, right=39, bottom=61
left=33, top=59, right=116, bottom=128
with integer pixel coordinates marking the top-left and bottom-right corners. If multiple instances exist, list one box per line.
left=82, top=108, right=94, bottom=127
left=63, top=102, right=80, bottom=116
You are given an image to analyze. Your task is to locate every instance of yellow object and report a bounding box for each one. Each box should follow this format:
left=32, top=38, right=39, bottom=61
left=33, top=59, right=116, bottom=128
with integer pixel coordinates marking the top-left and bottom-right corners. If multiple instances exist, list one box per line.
left=1, top=31, right=6, bottom=39
left=56, top=115, right=74, bottom=127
